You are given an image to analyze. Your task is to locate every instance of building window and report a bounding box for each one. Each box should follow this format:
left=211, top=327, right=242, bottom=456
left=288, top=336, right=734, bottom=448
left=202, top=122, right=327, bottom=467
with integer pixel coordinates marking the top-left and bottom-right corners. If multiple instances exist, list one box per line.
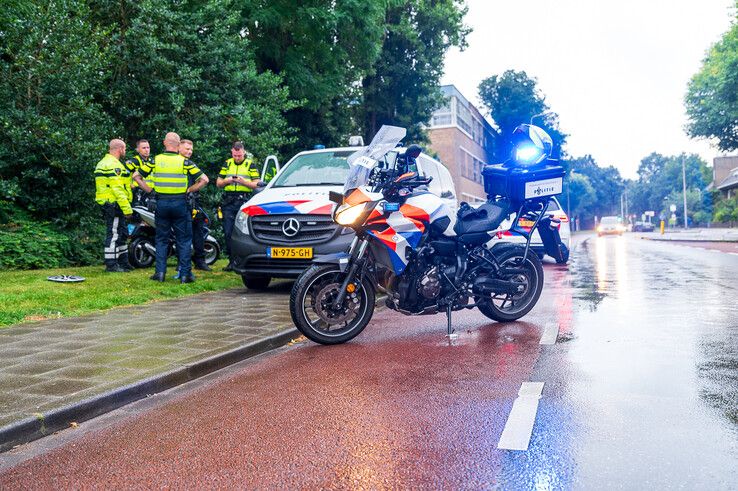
left=431, top=114, right=452, bottom=126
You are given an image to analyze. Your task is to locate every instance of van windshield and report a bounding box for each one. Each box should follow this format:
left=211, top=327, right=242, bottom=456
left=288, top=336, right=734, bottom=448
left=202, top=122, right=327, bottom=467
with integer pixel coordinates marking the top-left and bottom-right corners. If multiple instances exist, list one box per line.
left=601, top=217, right=619, bottom=225
left=270, top=151, right=353, bottom=188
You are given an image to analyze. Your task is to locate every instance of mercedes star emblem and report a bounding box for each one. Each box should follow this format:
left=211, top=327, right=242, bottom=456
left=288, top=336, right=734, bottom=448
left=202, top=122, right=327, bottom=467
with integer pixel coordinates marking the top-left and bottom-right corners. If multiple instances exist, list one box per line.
left=282, top=217, right=300, bottom=237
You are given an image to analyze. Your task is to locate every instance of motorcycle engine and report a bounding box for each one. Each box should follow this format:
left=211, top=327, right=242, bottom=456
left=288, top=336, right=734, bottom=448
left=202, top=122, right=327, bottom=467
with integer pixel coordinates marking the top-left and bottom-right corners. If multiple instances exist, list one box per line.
left=416, top=266, right=442, bottom=300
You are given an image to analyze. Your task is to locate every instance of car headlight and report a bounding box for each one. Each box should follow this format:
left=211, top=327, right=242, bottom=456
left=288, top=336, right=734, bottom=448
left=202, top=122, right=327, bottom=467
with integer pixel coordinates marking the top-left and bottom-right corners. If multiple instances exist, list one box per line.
left=335, top=203, right=369, bottom=226
left=235, top=210, right=250, bottom=235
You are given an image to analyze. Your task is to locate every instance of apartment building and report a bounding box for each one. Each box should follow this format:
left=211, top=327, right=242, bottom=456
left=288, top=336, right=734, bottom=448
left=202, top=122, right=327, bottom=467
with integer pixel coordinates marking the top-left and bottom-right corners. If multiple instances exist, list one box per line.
left=426, top=85, right=496, bottom=204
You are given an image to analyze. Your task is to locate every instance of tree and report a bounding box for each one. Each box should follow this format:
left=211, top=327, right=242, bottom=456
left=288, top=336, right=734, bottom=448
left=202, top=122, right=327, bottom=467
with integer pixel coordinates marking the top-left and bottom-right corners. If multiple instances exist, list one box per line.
left=628, top=152, right=710, bottom=219
left=89, top=0, right=297, bottom=166
left=685, top=13, right=738, bottom=151
left=239, top=0, right=388, bottom=150
left=361, top=0, right=470, bottom=142
left=478, top=70, right=567, bottom=162
left=0, top=0, right=116, bottom=225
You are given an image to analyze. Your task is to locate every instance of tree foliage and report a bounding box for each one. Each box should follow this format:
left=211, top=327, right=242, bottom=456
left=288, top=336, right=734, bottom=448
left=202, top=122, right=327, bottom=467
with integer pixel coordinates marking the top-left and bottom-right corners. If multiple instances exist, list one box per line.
left=685, top=10, right=738, bottom=151
left=361, top=0, right=470, bottom=142
left=627, top=153, right=711, bottom=225
left=478, top=70, right=567, bottom=162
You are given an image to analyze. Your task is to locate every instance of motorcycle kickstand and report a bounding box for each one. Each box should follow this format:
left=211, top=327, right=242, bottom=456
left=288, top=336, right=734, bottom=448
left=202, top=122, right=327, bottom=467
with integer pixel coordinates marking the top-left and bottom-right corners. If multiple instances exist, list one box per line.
left=445, top=304, right=456, bottom=338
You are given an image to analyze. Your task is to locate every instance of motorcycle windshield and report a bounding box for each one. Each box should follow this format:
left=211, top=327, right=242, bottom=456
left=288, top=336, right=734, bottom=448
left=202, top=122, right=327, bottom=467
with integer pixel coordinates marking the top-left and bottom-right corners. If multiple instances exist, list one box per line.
left=343, top=125, right=407, bottom=193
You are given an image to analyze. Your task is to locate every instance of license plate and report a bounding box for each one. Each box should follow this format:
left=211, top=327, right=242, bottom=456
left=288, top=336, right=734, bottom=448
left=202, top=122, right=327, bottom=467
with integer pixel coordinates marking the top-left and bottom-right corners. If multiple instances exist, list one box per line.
left=519, top=219, right=535, bottom=228
left=267, top=247, right=313, bottom=259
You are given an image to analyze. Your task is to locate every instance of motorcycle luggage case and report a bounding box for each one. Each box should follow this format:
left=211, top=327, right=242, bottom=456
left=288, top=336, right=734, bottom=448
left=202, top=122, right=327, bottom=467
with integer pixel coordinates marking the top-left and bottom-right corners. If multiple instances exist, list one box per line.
left=483, top=162, right=565, bottom=202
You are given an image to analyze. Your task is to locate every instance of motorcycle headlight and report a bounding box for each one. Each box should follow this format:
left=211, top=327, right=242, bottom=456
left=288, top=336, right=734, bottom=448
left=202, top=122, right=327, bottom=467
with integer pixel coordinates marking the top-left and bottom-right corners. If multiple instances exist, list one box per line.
left=335, top=203, right=369, bottom=226
left=235, top=210, right=250, bottom=235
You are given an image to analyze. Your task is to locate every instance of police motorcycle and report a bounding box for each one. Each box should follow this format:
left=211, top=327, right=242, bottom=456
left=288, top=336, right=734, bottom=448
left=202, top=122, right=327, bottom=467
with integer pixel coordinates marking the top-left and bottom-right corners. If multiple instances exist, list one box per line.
left=128, top=205, right=220, bottom=268
left=289, top=124, right=566, bottom=345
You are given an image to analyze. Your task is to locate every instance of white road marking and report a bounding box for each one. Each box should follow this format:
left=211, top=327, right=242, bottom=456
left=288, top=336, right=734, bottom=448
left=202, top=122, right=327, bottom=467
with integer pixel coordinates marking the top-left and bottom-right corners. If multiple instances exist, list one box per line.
left=540, top=322, right=559, bottom=345
left=497, top=382, right=544, bottom=451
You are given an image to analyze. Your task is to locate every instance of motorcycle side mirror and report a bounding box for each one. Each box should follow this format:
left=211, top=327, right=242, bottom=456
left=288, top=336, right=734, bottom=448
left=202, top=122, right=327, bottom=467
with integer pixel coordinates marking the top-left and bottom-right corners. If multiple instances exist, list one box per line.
left=405, top=144, right=422, bottom=159
left=328, top=191, right=344, bottom=204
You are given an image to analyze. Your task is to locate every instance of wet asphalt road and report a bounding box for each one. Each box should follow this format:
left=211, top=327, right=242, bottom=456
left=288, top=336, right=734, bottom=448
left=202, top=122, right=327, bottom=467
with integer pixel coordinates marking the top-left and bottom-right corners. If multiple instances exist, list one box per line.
left=1, top=234, right=737, bottom=489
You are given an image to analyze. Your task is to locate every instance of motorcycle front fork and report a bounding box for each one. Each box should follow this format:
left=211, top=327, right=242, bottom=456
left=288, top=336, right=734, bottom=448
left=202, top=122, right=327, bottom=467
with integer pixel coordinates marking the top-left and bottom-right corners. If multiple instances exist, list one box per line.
left=332, top=237, right=369, bottom=309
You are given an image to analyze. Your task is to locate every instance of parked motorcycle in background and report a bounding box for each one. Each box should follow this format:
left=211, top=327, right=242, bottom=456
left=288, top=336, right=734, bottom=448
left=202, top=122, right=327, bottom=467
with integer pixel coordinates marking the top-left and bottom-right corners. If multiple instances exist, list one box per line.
left=128, top=206, right=220, bottom=268
left=289, top=124, right=567, bottom=345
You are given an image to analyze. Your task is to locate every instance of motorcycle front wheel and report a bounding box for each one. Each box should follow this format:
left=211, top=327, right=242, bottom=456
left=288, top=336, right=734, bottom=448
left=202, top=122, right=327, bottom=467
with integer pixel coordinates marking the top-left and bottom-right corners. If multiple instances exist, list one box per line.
left=476, top=246, right=544, bottom=322
left=290, top=264, right=376, bottom=345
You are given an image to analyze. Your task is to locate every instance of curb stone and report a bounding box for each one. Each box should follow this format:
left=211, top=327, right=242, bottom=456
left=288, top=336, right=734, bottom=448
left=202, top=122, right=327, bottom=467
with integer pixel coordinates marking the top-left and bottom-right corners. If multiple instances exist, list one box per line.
left=0, top=328, right=298, bottom=453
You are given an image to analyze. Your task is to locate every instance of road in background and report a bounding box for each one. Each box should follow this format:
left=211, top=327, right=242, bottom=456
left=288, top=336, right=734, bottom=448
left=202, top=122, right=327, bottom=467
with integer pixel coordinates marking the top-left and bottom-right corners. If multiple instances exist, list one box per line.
left=1, top=235, right=737, bottom=488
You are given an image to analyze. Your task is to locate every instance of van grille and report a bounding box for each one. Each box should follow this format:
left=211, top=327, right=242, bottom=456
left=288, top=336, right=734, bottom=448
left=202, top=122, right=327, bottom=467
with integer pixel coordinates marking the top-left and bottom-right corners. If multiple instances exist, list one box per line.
left=250, top=214, right=338, bottom=245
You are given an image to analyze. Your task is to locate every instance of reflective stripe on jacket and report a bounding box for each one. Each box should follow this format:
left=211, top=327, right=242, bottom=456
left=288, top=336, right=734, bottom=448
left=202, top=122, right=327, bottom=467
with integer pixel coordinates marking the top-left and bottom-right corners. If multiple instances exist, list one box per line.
left=139, top=152, right=203, bottom=195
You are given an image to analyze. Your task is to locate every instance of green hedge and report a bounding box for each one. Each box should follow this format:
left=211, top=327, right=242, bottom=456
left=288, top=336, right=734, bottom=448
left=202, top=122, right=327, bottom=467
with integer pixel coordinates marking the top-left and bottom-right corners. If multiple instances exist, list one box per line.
left=0, top=203, right=103, bottom=270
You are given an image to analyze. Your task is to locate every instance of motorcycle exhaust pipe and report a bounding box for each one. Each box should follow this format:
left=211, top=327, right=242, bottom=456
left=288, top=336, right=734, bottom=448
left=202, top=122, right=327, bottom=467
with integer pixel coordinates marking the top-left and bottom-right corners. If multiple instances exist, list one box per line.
left=472, top=278, right=523, bottom=295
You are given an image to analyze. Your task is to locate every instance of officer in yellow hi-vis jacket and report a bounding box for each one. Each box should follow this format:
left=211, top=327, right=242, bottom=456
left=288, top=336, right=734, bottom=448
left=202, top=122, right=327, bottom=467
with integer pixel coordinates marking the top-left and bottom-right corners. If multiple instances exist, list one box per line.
left=216, top=141, right=262, bottom=271
left=95, top=139, right=133, bottom=272
left=132, top=132, right=209, bottom=283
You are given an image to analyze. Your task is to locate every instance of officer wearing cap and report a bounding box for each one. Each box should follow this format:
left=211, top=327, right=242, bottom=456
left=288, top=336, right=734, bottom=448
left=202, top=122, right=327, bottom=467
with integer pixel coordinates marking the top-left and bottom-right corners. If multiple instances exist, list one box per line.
left=94, top=139, right=133, bottom=272
left=132, top=132, right=209, bottom=283
left=217, top=142, right=261, bottom=271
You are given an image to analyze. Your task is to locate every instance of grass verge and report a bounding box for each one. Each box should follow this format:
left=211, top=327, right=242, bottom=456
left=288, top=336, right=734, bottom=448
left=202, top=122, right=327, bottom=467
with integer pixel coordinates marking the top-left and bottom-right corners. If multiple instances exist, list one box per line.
left=0, top=260, right=243, bottom=328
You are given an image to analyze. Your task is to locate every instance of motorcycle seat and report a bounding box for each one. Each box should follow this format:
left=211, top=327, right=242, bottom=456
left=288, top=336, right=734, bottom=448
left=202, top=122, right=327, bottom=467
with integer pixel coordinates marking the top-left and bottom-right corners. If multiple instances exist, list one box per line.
left=454, top=200, right=511, bottom=236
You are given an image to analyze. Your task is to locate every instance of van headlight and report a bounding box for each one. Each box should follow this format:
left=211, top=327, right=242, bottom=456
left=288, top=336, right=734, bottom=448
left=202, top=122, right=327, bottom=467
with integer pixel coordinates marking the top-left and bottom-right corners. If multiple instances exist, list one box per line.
left=335, top=203, right=370, bottom=226
left=235, top=210, right=250, bottom=235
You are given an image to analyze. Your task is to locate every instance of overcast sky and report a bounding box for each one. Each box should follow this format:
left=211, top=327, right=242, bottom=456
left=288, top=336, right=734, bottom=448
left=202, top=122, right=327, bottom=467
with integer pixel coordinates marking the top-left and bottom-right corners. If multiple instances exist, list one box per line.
left=442, top=0, right=736, bottom=179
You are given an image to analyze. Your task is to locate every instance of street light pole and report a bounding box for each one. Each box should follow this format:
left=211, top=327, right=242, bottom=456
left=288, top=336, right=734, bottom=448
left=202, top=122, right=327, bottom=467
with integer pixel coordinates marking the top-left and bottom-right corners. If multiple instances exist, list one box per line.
left=682, top=155, right=688, bottom=229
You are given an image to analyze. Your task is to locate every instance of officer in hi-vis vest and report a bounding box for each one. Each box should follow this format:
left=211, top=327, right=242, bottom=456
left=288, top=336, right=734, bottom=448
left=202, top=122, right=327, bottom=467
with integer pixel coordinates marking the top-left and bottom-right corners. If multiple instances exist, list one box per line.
left=95, top=139, right=133, bottom=272
left=124, top=139, right=154, bottom=206
left=216, top=141, right=261, bottom=271
left=132, top=132, right=209, bottom=283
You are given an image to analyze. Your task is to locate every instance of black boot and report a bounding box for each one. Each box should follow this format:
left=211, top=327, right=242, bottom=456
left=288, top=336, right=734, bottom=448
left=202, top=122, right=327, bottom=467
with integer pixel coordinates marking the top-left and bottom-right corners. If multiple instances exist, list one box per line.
left=105, top=264, right=127, bottom=273
left=180, top=273, right=196, bottom=284
left=194, top=261, right=212, bottom=271
left=118, top=254, right=134, bottom=272
left=150, top=272, right=166, bottom=282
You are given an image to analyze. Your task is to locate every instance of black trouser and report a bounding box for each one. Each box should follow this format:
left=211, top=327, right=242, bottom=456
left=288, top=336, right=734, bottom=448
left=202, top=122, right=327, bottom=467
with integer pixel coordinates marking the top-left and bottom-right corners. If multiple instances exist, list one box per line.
left=155, top=196, right=192, bottom=276
left=222, top=194, right=248, bottom=259
left=102, top=203, right=129, bottom=268
left=192, top=207, right=207, bottom=264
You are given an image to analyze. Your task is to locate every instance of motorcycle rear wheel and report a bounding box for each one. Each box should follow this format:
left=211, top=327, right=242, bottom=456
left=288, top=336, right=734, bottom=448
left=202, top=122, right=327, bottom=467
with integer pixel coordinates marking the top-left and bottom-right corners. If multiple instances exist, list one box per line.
left=203, top=239, right=220, bottom=265
left=290, top=264, right=375, bottom=345
left=477, top=247, right=544, bottom=322
left=129, top=238, right=155, bottom=268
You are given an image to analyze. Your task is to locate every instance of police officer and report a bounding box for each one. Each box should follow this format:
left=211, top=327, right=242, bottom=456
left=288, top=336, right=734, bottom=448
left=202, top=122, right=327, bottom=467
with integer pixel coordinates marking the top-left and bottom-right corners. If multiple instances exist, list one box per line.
left=179, top=139, right=211, bottom=271
left=133, top=132, right=209, bottom=283
left=95, top=139, right=133, bottom=272
left=216, top=142, right=261, bottom=271
left=124, top=139, right=154, bottom=206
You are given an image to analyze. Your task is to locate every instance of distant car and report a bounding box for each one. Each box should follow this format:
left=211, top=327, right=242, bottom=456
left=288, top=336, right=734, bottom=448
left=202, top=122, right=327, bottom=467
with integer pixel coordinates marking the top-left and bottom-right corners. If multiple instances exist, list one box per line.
left=597, top=216, right=625, bottom=236
left=633, top=221, right=654, bottom=232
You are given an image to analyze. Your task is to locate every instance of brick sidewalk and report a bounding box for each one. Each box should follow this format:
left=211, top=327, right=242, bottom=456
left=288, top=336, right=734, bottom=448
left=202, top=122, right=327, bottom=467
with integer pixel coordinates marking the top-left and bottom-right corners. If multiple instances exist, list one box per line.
left=0, top=282, right=295, bottom=430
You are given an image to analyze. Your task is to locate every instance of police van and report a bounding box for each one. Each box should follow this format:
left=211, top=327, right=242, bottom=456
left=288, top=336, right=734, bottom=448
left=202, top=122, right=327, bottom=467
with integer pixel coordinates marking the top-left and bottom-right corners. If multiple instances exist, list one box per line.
left=230, top=145, right=457, bottom=290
